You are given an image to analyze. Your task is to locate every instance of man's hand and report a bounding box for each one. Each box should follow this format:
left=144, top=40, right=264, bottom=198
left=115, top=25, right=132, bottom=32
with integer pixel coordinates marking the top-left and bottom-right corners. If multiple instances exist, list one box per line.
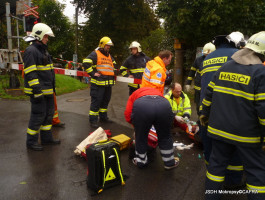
left=128, top=75, right=134, bottom=78
left=94, top=72, right=101, bottom=77
left=199, top=115, right=209, bottom=126
left=175, top=115, right=185, bottom=123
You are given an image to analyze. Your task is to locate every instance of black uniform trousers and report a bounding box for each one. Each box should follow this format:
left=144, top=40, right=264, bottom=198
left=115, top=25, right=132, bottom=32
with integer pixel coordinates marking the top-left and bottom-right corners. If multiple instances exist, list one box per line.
left=129, top=86, right=139, bottom=96
left=89, top=84, right=112, bottom=122
left=194, top=88, right=200, bottom=116
left=27, top=95, right=54, bottom=145
left=131, top=95, right=175, bottom=168
left=205, top=138, right=265, bottom=200
left=200, top=125, right=243, bottom=186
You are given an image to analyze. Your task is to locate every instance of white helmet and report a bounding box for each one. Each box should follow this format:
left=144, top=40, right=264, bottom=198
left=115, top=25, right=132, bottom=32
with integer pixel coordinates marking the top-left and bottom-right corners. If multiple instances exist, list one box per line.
left=245, top=31, right=265, bottom=56
left=30, top=23, right=54, bottom=41
left=129, top=41, right=142, bottom=52
left=226, top=31, right=245, bottom=48
left=202, top=42, right=216, bottom=55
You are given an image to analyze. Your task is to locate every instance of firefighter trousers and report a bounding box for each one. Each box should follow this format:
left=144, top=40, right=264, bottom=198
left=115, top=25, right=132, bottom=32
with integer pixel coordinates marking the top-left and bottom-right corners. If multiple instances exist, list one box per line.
left=89, top=84, right=112, bottom=122
left=200, top=125, right=243, bottom=186
left=205, top=138, right=265, bottom=200
left=131, top=95, right=175, bottom=168
left=26, top=95, right=55, bottom=145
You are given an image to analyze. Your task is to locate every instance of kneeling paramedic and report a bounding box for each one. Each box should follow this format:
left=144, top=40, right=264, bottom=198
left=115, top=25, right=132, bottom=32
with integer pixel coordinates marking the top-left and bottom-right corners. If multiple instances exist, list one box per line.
left=124, top=87, right=178, bottom=170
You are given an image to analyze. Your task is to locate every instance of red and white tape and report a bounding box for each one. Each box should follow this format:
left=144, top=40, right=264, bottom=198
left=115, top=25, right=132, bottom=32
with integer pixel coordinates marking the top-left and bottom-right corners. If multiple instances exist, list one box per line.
left=11, top=63, right=142, bottom=84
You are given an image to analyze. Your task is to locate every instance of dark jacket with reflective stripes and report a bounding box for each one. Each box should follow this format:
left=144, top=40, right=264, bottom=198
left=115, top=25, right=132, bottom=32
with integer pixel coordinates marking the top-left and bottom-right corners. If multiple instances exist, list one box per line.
left=199, top=44, right=238, bottom=105
left=120, top=52, right=150, bottom=88
left=83, top=48, right=116, bottom=86
left=186, top=55, right=205, bottom=91
left=201, top=59, right=265, bottom=148
left=23, top=41, right=55, bottom=97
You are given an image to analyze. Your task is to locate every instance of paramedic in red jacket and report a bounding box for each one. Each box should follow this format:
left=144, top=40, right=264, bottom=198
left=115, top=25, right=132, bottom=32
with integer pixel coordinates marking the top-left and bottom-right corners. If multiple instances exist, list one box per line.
left=124, top=87, right=178, bottom=170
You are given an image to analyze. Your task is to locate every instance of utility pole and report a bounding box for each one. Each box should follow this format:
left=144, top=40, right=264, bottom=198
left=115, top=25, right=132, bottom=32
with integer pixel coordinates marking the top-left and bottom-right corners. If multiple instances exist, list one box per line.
left=173, top=39, right=184, bottom=85
left=73, top=4, right=78, bottom=71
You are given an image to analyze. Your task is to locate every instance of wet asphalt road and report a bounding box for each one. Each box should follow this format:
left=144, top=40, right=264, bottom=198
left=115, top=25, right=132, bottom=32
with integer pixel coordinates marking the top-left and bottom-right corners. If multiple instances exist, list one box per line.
left=0, top=82, right=247, bottom=200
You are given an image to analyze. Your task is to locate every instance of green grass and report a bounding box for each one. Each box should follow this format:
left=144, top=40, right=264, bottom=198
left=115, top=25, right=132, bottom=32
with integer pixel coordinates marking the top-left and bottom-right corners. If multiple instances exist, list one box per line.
left=0, top=74, right=89, bottom=100
left=55, top=74, right=89, bottom=95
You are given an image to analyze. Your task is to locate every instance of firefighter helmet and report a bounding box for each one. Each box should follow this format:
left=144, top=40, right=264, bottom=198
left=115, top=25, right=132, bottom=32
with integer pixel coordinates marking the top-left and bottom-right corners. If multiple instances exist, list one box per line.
left=245, top=31, right=265, bottom=56
left=98, top=37, right=114, bottom=48
left=226, top=31, right=245, bottom=48
left=129, top=41, right=142, bottom=52
left=212, top=35, right=228, bottom=47
left=30, top=23, right=54, bottom=41
left=202, top=42, right=216, bottom=54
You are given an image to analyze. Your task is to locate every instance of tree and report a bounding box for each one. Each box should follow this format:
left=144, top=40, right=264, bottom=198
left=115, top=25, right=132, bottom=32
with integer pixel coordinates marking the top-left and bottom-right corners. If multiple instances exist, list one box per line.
left=157, top=0, right=265, bottom=48
left=73, top=0, right=159, bottom=65
left=28, top=0, right=75, bottom=60
left=140, top=28, right=173, bottom=59
left=156, top=0, right=265, bottom=71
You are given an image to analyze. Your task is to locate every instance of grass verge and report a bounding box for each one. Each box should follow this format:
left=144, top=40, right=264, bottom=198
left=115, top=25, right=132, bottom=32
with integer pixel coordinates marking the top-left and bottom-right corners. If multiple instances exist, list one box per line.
left=0, top=74, right=89, bottom=100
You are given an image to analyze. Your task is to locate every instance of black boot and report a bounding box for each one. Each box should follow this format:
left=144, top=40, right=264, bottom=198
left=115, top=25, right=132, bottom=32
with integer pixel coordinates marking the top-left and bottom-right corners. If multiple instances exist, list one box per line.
left=90, top=121, right=99, bottom=128
left=26, top=134, right=43, bottom=151
left=41, top=132, right=61, bottom=145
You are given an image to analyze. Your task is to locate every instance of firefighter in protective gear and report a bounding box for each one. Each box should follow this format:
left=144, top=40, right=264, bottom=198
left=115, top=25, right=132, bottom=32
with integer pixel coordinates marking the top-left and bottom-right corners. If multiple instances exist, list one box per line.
left=23, top=23, right=60, bottom=151
left=199, top=32, right=245, bottom=188
left=141, top=50, right=173, bottom=94
left=201, top=31, right=265, bottom=199
left=184, top=42, right=215, bottom=115
left=165, top=82, right=191, bottom=132
left=120, top=41, right=150, bottom=95
left=83, top=36, right=117, bottom=128
left=124, top=87, right=178, bottom=170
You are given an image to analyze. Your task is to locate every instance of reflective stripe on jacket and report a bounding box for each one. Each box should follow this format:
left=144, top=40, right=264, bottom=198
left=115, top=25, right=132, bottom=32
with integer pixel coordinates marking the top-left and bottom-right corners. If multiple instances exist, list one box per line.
left=95, top=50, right=114, bottom=76
left=120, top=52, right=150, bottom=88
left=23, top=41, right=55, bottom=97
left=201, top=59, right=265, bottom=147
left=164, top=90, right=191, bottom=118
left=199, top=44, right=238, bottom=106
left=83, top=49, right=116, bottom=86
left=140, top=56, right=166, bottom=94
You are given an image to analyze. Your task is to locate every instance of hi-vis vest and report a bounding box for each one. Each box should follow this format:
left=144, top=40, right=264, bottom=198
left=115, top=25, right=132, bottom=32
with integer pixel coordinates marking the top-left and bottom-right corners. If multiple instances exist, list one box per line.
left=96, top=50, right=114, bottom=76
left=141, top=56, right=166, bottom=94
left=164, top=90, right=191, bottom=117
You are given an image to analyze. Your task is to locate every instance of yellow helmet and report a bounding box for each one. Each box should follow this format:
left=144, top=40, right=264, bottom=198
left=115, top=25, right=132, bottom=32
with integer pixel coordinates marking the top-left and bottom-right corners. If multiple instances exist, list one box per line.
left=98, top=36, right=114, bottom=48
left=245, top=31, right=265, bottom=56
left=202, top=42, right=216, bottom=54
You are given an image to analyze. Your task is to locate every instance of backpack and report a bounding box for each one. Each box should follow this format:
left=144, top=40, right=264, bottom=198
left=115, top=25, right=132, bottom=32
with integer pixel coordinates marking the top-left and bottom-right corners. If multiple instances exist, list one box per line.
left=86, top=140, right=125, bottom=194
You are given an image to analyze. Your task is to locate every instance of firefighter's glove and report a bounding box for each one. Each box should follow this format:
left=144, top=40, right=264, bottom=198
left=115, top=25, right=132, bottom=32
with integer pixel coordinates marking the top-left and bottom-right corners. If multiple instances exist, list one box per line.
left=175, top=116, right=184, bottom=123
left=184, top=85, right=191, bottom=92
left=199, top=115, right=209, bottom=126
left=262, top=145, right=265, bottom=152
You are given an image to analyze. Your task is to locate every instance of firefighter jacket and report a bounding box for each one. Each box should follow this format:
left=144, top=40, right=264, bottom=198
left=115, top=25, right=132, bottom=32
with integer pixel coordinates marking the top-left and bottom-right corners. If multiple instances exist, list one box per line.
left=201, top=58, right=265, bottom=148
left=164, top=90, right=191, bottom=118
left=120, top=52, right=150, bottom=88
left=23, top=41, right=55, bottom=98
left=124, top=87, right=164, bottom=123
left=83, top=48, right=117, bottom=86
left=186, top=55, right=205, bottom=91
left=140, top=56, right=167, bottom=94
left=199, top=44, right=238, bottom=106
